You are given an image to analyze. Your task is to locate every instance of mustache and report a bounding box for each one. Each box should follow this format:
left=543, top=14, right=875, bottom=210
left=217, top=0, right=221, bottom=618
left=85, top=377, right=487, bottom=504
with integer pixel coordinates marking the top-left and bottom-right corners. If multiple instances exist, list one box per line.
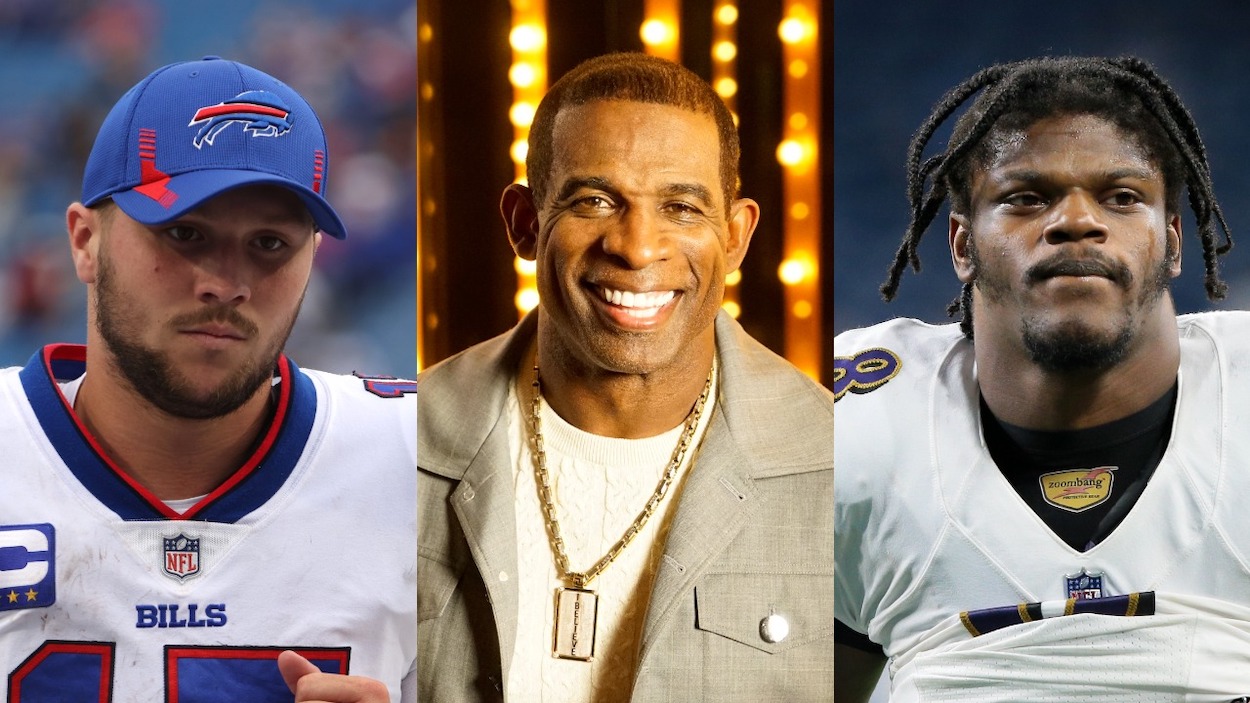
left=171, top=306, right=259, bottom=337
left=1025, top=254, right=1133, bottom=288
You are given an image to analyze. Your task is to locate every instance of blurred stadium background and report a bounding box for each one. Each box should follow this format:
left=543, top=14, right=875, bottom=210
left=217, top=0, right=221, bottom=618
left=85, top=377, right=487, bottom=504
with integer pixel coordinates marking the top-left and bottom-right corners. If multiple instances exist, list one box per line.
left=0, top=0, right=416, bottom=377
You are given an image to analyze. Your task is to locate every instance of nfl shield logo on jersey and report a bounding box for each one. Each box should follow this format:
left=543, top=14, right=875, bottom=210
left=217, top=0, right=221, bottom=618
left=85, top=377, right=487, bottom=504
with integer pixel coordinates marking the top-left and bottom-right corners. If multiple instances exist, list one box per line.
left=1065, top=569, right=1103, bottom=600
left=163, top=534, right=200, bottom=581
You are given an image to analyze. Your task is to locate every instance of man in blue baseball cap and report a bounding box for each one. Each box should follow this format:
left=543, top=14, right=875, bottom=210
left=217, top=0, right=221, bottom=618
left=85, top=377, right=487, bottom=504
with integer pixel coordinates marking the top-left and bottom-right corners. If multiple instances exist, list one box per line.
left=0, top=57, right=414, bottom=702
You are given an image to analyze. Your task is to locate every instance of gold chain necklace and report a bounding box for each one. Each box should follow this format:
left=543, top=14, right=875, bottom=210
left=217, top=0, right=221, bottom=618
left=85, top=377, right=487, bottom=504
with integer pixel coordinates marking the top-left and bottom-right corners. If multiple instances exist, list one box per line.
left=528, top=361, right=715, bottom=661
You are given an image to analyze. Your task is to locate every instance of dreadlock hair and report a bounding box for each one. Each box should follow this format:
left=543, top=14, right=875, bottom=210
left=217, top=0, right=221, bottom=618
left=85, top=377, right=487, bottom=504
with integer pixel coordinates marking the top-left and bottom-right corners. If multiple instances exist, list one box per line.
left=879, top=55, right=1234, bottom=339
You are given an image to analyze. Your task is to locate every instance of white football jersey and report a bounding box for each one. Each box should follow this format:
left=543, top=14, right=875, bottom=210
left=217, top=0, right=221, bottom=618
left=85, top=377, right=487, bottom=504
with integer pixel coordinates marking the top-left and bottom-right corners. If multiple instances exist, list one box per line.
left=0, top=344, right=417, bottom=702
left=834, top=312, right=1250, bottom=698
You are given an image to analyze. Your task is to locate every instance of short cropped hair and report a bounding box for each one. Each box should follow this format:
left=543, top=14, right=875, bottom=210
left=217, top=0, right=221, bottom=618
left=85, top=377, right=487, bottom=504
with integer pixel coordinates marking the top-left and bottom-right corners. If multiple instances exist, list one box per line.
left=526, top=52, right=740, bottom=212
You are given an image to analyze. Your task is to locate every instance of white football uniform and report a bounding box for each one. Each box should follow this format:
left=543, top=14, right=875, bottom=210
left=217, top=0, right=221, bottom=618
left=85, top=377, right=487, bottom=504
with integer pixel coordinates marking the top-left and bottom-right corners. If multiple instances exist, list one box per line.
left=834, top=312, right=1250, bottom=700
left=0, top=344, right=416, bottom=703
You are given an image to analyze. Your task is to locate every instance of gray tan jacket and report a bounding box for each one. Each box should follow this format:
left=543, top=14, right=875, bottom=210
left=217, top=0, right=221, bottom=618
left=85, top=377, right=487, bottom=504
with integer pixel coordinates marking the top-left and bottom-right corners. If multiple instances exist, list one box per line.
left=417, top=312, right=834, bottom=701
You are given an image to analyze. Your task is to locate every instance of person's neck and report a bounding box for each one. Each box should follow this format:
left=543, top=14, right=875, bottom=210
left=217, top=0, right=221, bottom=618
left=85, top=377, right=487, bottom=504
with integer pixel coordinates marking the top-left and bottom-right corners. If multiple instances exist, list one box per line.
left=530, top=330, right=715, bottom=440
left=73, top=360, right=274, bottom=502
left=976, top=315, right=1180, bottom=431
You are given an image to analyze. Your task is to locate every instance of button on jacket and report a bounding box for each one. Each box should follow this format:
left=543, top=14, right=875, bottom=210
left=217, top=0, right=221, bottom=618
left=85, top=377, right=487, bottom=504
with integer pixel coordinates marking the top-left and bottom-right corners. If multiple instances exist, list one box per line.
left=418, top=312, right=834, bottom=701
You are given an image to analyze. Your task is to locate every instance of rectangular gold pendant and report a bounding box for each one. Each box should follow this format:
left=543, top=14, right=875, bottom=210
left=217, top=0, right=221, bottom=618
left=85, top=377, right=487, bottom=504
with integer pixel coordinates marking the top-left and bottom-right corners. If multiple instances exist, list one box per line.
left=553, top=587, right=598, bottom=661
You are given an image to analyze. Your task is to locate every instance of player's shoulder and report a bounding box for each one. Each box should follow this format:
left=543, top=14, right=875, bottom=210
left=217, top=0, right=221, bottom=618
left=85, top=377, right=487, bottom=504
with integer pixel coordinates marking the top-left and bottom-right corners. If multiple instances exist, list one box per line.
left=834, top=317, right=968, bottom=403
left=300, top=366, right=416, bottom=436
left=835, top=316, right=964, bottom=351
left=1177, top=309, right=1250, bottom=345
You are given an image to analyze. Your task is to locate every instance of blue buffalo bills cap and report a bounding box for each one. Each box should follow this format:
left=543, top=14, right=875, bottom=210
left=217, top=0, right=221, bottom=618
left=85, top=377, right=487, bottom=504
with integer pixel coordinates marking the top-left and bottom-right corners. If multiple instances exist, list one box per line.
left=81, top=56, right=347, bottom=238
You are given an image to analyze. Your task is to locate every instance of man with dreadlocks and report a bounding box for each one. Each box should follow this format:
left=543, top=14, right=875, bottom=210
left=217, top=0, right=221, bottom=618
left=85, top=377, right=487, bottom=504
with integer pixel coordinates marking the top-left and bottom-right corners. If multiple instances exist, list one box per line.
left=834, top=56, right=1250, bottom=701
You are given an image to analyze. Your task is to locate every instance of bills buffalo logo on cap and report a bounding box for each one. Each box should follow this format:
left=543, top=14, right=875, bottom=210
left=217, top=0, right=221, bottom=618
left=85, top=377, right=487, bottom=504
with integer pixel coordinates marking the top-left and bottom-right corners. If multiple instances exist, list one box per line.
left=163, top=534, right=201, bottom=581
left=189, top=90, right=293, bottom=148
left=1040, top=466, right=1116, bottom=512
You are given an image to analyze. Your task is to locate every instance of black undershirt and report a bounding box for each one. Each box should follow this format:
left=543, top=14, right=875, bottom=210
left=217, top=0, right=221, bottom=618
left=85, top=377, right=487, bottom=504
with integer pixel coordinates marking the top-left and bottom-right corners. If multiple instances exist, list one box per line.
left=834, top=383, right=1177, bottom=655
left=983, top=383, right=1176, bottom=552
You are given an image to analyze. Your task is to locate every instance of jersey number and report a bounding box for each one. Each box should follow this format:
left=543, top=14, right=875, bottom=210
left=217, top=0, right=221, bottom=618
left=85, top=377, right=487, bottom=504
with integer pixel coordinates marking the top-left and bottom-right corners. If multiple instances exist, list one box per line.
left=9, top=641, right=349, bottom=702
left=353, top=372, right=417, bottom=399
left=833, top=348, right=901, bottom=401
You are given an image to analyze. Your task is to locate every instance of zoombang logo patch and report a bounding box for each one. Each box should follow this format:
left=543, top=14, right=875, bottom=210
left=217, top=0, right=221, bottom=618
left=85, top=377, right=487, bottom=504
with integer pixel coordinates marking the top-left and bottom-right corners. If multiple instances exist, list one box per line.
left=1040, top=467, right=1116, bottom=512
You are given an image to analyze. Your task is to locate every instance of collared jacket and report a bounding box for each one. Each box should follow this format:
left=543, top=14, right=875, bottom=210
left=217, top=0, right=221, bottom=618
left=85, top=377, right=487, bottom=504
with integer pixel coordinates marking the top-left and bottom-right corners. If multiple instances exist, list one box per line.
left=418, top=311, right=834, bottom=701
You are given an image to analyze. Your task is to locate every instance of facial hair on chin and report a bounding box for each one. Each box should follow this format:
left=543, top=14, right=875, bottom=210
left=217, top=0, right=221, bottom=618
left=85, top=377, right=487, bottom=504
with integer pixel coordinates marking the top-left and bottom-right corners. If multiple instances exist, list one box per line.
left=94, top=252, right=298, bottom=420
left=969, top=234, right=1176, bottom=374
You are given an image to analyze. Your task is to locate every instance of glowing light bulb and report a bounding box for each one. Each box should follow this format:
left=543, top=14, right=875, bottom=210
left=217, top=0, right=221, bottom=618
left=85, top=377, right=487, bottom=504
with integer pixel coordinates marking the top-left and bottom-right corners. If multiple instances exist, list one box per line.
left=779, top=258, right=814, bottom=285
left=713, top=41, right=737, bottom=62
left=725, top=269, right=742, bottom=286
left=509, top=101, right=536, bottom=127
left=511, top=139, right=529, bottom=165
left=777, top=140, right=805, bottom=167
left=514, top=257, right=537, bottom=276
left=788, top=59, right=809, bottom=78
left=722, top=300, right=742, bottom=318
left=516, top=287, right=541, bottom=312
left=640, top=20, right=674, bottom=46
left=779, top=17, right=808, bottom=44
left=510, top=24, right=546, bottom=52
left=715, top=77, right=738, bottom=98
left=509, top=62, right=538, bottom=88
left=716, top=5, right=738, bottom=25
left=793, top=300, right=813, bottom=319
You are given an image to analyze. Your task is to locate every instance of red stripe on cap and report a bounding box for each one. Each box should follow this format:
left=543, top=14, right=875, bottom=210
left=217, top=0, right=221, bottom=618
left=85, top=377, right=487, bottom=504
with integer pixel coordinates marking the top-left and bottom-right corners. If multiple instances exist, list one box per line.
left=191, top=102, right=289, bottom=122
left=312, top=150, right=324, bottom=193
left=136, top=128, right=178, bottom=208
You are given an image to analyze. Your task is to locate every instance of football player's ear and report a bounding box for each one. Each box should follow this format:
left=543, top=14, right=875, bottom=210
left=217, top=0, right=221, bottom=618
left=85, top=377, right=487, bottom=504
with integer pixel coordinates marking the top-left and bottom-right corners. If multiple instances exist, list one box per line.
left=67, top=202, right=103, bottom=285
left=502, top=183, right=540, bottom=260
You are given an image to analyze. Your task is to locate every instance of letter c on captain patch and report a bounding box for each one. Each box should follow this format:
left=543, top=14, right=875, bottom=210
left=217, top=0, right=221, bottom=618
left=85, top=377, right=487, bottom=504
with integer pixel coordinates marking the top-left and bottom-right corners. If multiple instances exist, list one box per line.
left=0, top=524, right=56, bottom=610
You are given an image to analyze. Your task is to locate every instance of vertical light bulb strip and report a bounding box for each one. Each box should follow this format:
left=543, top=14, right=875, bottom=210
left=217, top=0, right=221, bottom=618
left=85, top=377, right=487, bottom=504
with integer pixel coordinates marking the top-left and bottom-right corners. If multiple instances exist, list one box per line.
left=712, top=2, right=741, bottom=318
left=416, top=16, right=436, bottom=371
left=777, top=1, right=821, bottom=380
left=510, top=0, right=548, bottom=317
left=641, top=0, right=680, bottom=62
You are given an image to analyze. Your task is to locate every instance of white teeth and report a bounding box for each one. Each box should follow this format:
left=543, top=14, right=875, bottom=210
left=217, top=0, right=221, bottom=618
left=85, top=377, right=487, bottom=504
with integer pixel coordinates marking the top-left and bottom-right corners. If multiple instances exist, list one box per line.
left=598, top=287, right=675, bottom=310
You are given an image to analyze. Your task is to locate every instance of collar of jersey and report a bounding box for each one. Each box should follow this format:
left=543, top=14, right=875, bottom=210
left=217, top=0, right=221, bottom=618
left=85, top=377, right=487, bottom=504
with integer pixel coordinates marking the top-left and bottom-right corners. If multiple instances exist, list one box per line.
left=19, top=343, right=317, bottom=522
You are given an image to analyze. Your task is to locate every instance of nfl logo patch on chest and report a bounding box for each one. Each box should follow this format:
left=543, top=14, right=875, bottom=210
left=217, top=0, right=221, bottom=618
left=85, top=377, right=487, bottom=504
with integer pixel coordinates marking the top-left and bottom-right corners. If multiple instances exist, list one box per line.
left=1065, top=569, right=1103, bottom=600
left=163, top=534, right=201, bottom=581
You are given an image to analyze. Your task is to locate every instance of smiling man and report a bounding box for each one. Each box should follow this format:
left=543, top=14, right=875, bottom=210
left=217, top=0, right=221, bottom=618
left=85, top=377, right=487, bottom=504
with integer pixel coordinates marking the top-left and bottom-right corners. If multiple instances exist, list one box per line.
left=0, top=58, right=414, bottom=702
left=418, top=53, right=834, bottom=701
left=834, top=56, right=1250, bottom=701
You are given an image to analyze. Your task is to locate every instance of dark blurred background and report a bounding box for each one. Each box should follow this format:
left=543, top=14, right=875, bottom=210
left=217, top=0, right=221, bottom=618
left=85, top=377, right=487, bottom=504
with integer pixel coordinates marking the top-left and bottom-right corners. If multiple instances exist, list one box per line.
left=0, top=0, right=416, bottom=377
left=419, top=0, right=832, bottom=387
left=836, top=2, right=1250, bottom=343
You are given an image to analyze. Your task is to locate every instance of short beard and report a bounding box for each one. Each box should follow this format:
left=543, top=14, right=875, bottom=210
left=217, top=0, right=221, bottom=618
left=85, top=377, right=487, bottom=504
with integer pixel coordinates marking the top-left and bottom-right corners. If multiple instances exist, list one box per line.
left=1020, top=319, right=1133, bottom=373
left=94, top=249, right=300, bottom=420
left=968, top=233, right=1176, bottom=374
